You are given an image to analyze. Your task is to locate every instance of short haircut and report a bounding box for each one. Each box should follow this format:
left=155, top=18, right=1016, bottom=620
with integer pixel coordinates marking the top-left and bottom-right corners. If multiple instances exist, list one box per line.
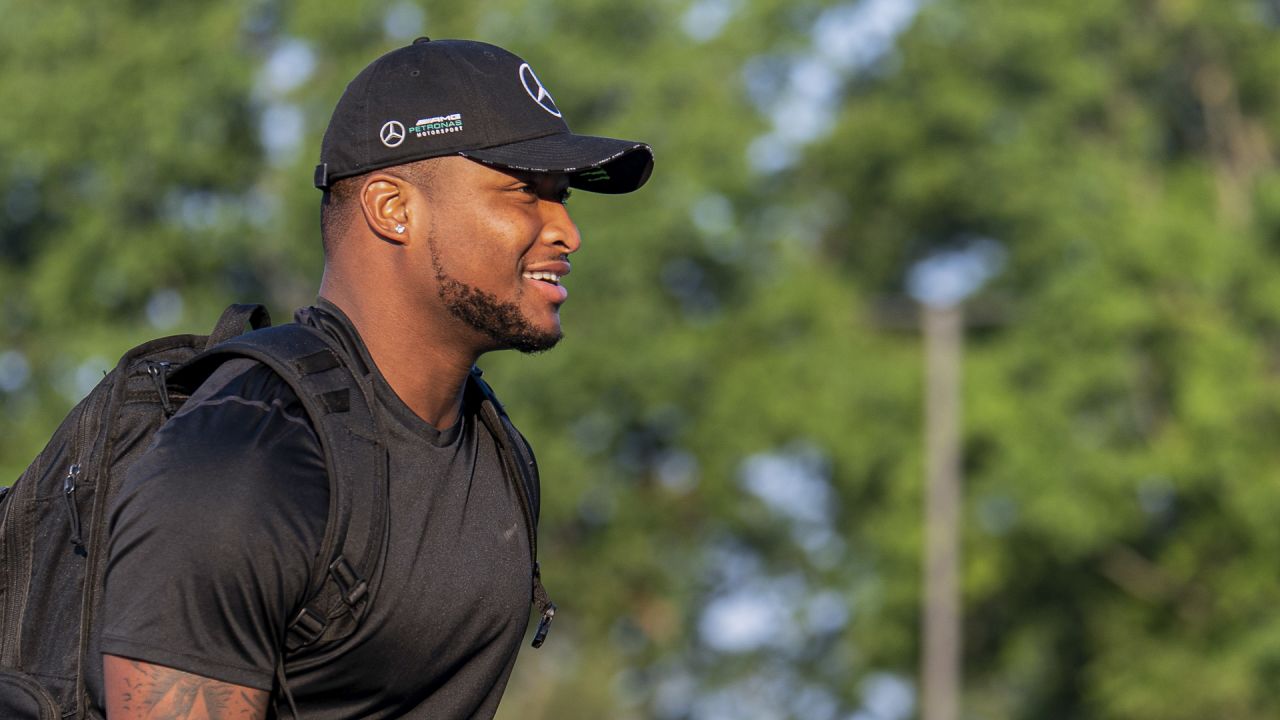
left=320, top=158, right=440, bottom=259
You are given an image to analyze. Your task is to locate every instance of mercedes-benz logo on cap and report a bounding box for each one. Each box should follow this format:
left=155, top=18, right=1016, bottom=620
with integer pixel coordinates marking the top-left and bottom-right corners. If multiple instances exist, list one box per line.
left=519, top=63, right=561, bottom=118
left=380, top=120, right=406, bottom=148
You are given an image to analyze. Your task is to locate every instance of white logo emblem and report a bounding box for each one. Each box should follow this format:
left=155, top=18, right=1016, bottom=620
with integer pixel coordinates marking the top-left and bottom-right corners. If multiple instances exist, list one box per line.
left=519, top=63, right=561, bottom=118
left=380, top=120, right=406, bottom=147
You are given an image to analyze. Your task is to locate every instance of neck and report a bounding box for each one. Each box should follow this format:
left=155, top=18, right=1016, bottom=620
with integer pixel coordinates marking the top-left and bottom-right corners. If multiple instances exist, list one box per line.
left=319, top=281, right=479, bottom=429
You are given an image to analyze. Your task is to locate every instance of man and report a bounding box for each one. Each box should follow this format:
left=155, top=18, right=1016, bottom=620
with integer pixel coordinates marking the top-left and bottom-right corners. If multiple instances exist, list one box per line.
left=96, top=37, right=652, bottom=719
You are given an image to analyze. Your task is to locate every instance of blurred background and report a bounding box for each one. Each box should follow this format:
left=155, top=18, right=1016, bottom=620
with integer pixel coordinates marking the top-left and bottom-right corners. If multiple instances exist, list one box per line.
left=5, top=0, right=1280, bottom=718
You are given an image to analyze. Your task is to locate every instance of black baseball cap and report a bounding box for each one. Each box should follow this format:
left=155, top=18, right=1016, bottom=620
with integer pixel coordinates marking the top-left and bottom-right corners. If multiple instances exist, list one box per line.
left=315, top=37, right=654, bottom=194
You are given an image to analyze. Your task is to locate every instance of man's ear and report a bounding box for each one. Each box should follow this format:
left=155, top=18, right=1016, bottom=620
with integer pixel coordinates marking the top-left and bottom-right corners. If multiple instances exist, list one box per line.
left=359, top=172, right=416, bottom=244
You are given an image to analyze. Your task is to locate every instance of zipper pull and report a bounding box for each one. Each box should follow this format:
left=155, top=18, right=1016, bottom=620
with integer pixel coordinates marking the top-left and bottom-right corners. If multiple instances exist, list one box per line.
left=532, top=603, right=556, bottom=648
left=64, top=464, right=84, bottom=549
left=148, top=361, right=174, bottom=416
left=531, top=562, right=556, bottom=648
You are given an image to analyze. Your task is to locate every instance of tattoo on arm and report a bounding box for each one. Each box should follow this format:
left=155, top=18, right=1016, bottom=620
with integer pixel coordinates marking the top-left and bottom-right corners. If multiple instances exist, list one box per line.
left=104, top=655, right=270, bottom=720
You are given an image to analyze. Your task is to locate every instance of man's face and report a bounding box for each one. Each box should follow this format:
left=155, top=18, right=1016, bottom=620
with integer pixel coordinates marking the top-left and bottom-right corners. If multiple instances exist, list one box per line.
left=412, top=157, right=580, bottom=354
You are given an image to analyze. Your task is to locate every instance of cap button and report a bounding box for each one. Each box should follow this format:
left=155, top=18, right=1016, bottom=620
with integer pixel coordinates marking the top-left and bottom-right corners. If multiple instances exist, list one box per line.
left=413, top=36, right=431, bottom=44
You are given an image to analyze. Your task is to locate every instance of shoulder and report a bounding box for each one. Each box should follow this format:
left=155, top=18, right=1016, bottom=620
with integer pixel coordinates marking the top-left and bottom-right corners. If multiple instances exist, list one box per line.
left=177, top=356, right=309, bottom=428
left=113, top=357, right=329, bottom=553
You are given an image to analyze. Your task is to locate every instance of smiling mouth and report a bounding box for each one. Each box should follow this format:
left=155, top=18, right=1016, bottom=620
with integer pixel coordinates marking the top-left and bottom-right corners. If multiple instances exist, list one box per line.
left=522, top=271, right=562, bottom=285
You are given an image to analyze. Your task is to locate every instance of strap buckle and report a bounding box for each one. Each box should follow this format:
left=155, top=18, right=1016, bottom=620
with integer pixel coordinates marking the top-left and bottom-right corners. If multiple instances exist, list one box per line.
left=330, top=556, right=369, bottom=606
left=286, top=605, right=327, bottom=651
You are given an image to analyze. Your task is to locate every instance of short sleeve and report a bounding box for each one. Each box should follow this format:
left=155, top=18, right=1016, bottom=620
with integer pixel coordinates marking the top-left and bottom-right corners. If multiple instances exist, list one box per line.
left=100, top=359, right=329, bottom=690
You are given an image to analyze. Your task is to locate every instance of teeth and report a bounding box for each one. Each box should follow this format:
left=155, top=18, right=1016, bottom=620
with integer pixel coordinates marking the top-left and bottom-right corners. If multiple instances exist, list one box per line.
left=523, top=271, right=561, bottom=284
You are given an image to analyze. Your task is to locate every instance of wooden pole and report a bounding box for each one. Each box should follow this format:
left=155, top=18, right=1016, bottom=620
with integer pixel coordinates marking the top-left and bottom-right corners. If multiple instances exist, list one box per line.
left=921, top=303, right=963, bottom=720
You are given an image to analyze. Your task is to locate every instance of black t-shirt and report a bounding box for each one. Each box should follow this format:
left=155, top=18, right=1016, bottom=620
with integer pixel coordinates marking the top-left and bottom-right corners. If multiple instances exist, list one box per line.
left=98, top=302, right=535, bottom=719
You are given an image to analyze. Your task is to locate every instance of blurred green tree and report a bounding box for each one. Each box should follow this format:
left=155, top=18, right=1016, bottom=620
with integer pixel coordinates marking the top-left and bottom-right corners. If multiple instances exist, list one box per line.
left=808, top=0, right=1280, bottom=717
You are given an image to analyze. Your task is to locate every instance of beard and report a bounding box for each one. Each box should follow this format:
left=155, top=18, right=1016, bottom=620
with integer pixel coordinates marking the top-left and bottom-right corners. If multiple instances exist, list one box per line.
left=429, top=238, right=563, bottom=354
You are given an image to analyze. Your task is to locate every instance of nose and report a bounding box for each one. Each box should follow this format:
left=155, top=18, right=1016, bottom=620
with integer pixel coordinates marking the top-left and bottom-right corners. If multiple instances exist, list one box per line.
left=539, top=199, right=581, bottom=254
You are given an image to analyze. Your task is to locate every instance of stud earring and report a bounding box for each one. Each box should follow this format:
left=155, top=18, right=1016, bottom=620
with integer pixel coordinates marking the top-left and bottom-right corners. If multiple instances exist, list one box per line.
left=394, top=224, right=406, bottom=234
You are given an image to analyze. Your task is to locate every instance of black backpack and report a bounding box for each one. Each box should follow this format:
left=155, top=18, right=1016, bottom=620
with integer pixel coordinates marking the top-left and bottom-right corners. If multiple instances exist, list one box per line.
left=0, top=304, right=555, bottom=719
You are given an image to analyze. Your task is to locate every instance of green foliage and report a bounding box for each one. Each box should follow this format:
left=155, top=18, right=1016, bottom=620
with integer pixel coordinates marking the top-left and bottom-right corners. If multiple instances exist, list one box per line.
left=808, top=0, right=1280, bottom=716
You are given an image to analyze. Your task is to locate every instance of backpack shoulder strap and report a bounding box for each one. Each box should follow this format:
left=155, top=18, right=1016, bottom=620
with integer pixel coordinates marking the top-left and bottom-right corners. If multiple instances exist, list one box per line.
left=177, top=323, right=389, bottom=652
left=469, top=367, right=556, bottom=647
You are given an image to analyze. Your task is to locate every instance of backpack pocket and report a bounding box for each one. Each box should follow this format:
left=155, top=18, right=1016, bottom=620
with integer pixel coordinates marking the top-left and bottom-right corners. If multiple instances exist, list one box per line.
left=0, top=668, right=61, bottom=719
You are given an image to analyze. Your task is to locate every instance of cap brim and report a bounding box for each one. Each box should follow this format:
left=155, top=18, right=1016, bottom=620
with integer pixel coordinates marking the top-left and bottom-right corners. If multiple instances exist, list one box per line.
left=460, top=133, right=654, bottom=194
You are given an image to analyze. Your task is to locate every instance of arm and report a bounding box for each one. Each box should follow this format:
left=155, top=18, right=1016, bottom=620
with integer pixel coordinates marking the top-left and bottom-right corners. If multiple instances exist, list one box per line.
left=101, top=362, right=326, bottom=717
left=104, top=655, right=269, bottom=720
